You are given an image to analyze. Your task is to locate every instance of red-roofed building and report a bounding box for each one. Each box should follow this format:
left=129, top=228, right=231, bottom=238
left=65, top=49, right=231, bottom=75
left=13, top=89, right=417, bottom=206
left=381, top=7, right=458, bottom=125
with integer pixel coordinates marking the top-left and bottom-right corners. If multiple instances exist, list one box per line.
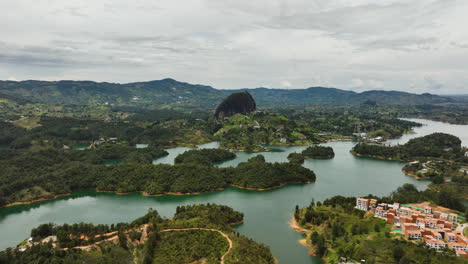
left=448, top=242, right=467, bottom=252
left=403, top=223, right=419, bottom=232
left=386, top=213, right=395, bottom=223
left=455, top=250, right=467, bottom=258
left=425, top=238, right=446, bottom=250
left=405, top=230, right=422, bottom=240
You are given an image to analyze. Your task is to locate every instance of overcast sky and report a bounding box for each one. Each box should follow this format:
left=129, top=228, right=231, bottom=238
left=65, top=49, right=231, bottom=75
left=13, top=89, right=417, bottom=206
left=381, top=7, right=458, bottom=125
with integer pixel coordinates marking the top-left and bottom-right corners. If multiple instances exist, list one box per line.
left=0, top=0, right=467, bottom=93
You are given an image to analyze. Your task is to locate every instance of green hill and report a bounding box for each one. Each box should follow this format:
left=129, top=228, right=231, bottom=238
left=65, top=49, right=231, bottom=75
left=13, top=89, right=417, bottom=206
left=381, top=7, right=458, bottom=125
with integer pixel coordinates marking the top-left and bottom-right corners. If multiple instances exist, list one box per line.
left=0, top=79, right=455, bottom=109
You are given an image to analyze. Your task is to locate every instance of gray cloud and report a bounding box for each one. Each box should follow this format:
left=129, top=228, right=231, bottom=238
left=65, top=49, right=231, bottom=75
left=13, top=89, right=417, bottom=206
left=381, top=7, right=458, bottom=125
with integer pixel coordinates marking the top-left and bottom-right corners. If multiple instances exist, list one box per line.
left=0, top=0, right=467, bottom=94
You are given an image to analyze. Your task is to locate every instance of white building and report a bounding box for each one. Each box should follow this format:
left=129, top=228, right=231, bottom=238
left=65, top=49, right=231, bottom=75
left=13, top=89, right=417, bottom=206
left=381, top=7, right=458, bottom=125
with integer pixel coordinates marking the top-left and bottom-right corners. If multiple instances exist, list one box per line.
left=425, top=238, right=446, bottom=250
left=356, top=198, right=369, bottom=211
left=448, top=242, right=467, bottom=252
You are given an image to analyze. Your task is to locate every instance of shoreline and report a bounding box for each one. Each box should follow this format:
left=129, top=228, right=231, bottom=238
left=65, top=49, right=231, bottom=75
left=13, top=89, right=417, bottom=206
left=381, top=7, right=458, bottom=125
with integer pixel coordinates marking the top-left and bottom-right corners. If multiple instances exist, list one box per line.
left=303, top=155, right=335, bottom=159
left=288, top=216, right=319, bottom=258
left=1, top=181, right=313, bottom=209
left=401, top=168, right=426, bottom=180
left=229, top=181, right=311, bottom=191
left=350, top=150, right=402, bottom=161
left=0, top=193, right=71, bottom=208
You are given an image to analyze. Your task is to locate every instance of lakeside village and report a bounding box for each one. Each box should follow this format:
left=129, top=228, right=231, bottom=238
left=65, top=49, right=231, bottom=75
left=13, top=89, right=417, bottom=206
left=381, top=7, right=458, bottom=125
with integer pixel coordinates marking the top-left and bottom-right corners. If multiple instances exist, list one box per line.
left=356, top=197, right=468, bottom=258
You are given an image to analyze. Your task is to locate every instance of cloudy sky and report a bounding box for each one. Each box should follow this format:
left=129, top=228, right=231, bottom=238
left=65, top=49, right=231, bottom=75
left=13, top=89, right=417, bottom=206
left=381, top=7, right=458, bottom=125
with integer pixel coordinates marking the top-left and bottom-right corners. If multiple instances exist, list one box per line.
left=1, top=0, right=467, bottom=93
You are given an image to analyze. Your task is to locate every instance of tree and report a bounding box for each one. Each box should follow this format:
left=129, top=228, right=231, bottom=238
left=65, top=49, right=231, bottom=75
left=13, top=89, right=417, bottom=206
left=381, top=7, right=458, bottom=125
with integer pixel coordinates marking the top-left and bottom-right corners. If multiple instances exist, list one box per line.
left=393, top=246, right=405, bottom=262
left=117, top=231, right=128, bottom=250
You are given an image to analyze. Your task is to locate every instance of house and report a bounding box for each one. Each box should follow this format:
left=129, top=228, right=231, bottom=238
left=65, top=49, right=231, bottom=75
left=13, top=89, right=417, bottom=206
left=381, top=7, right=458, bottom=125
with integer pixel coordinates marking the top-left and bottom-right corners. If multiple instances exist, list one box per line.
left=425, top=237, right=446, bottom=250
left=448, top=213, right=458, bottom=223
left=455, top=250, right=467, bottom=258
left=375, top=207, right=387, bottom=218
left=446, top=232, right=457, bottom=242
left=465, top=152, right=468, bottom=157
left=424, top=206, right=432, bottom=214
left=400, top=215, right=414, bottom=224
left=430, top=230, right=443, bottom=240
left=424, top=219, right=439, bottom=229
left=386, top=213, right=395, bottom=223
left=448, top=242, right=467, bottom=252
left=356, top=198, right=370, bottom=211
left=402, top=223, right=419, bottom=231
left=405, top=230, right=422, bottom=240
left=440, top=213, right=448, bottom=221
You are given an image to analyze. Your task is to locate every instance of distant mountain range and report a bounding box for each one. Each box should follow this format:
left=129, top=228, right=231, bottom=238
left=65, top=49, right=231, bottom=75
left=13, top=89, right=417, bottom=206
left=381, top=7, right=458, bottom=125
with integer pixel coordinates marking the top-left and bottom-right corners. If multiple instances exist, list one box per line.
left=0, top=79, right=458, bottom=109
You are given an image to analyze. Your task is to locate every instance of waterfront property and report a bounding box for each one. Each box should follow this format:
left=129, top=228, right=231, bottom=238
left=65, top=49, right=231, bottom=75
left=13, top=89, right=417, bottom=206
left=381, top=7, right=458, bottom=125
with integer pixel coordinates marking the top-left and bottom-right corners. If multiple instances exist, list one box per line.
left=356, top=197, right=467, bottom=256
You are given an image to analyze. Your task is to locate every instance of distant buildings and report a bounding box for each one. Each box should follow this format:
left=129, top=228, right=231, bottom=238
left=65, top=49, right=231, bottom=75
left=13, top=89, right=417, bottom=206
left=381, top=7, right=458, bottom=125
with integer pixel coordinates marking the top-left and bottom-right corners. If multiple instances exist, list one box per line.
left=355, top=197, right=467, bottom=255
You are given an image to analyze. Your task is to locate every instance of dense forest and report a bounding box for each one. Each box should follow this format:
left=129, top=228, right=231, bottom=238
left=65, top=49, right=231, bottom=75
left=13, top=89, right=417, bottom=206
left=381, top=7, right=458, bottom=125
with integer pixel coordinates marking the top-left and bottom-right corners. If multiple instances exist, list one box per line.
left=0, top=117, right=216, bottom=150
left=0, top=204, right=275, bottom=264
left=174, top=149, right=236, bottom=165
left=352, top=133, right=467, bottom=161
left=0, top=147, right=316, bottom=207
left=302, top=145, right=335, bottom=158
left=294, top=185, right=467, bottom=264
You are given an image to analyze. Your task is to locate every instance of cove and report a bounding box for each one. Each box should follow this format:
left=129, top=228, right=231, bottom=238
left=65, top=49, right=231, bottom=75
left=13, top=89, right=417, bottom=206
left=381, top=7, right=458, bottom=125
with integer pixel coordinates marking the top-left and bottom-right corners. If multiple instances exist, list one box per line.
left=0, top=119, right=466, bottom=264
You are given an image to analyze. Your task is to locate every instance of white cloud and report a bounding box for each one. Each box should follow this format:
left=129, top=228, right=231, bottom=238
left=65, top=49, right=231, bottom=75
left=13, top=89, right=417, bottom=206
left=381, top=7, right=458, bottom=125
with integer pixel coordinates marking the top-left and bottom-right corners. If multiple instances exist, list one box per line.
left=280, top=80, right=292, bottom=88
left=0, top=0, right=466, bottom=94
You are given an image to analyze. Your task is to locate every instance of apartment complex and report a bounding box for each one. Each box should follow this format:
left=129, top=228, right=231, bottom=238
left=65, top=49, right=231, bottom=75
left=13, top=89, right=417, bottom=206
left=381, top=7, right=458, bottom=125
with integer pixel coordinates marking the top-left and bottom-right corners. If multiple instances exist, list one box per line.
left=356, top=197, right=467, bottom=255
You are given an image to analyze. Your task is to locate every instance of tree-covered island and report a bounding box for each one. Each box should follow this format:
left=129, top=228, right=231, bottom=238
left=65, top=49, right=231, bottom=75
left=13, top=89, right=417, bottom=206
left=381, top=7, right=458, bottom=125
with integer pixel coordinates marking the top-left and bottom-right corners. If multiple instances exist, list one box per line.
left=0, top=147, right=316, bottom=207
left=352, top=133, right=468, bottom=186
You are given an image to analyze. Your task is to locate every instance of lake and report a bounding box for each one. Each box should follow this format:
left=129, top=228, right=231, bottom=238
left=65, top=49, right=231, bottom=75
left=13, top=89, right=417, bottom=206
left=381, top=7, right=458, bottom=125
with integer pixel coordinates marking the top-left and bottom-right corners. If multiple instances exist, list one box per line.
left=0, top=119, right=466, bottom=263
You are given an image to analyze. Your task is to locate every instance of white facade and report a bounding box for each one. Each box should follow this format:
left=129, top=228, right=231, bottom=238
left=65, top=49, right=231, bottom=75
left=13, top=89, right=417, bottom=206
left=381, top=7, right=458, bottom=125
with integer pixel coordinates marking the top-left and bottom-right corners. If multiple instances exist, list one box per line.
left=426, top=240, right=446, bottom=250
left=356, top=198, right=369, bottom=211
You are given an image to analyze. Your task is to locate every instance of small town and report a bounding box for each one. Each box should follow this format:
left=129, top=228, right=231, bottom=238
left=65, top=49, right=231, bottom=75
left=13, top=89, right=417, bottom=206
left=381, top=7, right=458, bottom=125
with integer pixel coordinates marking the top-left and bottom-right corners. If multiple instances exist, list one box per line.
left=356, top=197, right=468, bottom=258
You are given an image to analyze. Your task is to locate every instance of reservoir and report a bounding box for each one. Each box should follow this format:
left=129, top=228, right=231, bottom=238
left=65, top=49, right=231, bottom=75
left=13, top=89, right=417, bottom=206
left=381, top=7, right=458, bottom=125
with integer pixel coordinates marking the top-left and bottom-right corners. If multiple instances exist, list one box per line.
left=0, top=119, right=466, bottom=263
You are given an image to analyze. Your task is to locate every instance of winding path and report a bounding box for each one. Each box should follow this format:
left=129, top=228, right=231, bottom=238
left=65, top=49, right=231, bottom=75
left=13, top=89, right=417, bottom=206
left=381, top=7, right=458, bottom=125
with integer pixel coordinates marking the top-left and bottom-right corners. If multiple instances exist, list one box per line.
left=160, top=228, right=233, bottom=264
left=68, top=226, right=233, bottom=264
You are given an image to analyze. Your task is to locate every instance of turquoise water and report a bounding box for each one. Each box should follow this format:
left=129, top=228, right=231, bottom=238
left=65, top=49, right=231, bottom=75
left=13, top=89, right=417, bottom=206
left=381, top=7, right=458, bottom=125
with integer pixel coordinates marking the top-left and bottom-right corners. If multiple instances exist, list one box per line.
left=1, top=119, right=466, bottom=263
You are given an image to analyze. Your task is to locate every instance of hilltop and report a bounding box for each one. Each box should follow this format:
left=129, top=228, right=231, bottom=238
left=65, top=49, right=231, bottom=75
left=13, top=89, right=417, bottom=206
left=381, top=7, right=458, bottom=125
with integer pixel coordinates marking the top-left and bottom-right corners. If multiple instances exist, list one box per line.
left=214, top=92, right=256, bottom=119
left=0, top=79, right=456, bottom=109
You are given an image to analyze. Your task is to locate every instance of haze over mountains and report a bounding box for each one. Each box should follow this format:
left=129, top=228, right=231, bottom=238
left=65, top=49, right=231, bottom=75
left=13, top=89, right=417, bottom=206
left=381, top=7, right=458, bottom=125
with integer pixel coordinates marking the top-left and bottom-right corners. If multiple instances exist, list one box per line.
left=0, top=78, right=457, bottom=109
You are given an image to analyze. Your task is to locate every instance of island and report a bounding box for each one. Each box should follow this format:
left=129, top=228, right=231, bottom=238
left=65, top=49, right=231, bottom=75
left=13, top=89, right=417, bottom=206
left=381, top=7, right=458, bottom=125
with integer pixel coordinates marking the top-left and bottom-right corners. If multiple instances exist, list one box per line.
left=352, top=133, right=464, bottom=161
left=301, top=145, right=335, bottom=159
left=0, top=204, right=275, bottom=264
left=0, top=148, right=316, bottom=207
left=351, top=133, right=468, bottom=194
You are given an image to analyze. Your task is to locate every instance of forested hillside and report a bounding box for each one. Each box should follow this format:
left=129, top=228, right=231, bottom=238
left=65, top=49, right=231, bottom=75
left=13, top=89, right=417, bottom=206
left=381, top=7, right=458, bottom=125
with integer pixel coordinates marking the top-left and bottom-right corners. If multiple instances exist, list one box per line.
left=352, top=133, right=466, bottom=161
left=0, top=205, right=275, bottom=264
left=0, top=79, right=455, bottom=109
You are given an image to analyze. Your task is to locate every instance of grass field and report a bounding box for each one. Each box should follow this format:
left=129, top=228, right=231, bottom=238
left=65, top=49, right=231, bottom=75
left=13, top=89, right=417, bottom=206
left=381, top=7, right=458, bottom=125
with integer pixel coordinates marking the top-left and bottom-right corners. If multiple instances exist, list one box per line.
left=13, top=116, right=42, bottom=130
